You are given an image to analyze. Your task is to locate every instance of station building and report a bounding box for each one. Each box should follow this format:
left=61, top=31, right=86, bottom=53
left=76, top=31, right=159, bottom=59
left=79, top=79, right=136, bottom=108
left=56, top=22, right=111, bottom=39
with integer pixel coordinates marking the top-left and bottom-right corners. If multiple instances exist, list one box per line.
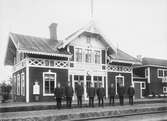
left=4, top=22, right=167, bottom=102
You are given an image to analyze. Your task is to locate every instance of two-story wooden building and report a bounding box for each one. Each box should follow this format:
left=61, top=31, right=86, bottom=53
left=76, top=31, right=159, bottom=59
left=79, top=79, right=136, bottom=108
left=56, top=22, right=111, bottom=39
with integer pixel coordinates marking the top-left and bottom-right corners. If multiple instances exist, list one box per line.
left=4, top=21, right=141, bottom=102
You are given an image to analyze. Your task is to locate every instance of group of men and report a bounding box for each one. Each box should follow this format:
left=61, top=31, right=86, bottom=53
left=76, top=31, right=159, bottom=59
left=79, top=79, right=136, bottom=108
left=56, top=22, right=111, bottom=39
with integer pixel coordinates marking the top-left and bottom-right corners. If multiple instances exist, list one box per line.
left=54, top=81, right=135, bottom=109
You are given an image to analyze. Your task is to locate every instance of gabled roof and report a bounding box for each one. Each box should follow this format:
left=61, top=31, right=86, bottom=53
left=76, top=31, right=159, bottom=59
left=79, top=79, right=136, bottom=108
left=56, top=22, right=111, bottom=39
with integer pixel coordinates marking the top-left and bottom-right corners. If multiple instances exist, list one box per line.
left=9, top=33, right=70, bottom=56
left=142, top=57, right=167, bottom=67
left=109, top=49, right=141, bottom=64
left=58, top=21, right=117, bottom=53
left=4, top=33, right=71, bottom=65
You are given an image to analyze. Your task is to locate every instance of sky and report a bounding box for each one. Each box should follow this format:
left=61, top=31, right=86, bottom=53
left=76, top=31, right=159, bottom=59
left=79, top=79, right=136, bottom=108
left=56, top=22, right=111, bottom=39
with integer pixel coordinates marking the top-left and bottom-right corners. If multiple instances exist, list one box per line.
left=0, top=0, right=167, bottom=82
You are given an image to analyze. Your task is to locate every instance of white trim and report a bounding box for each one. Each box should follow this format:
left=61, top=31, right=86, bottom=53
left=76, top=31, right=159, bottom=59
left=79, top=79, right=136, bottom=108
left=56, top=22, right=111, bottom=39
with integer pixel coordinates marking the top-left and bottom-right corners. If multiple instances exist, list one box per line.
left=148, top=67, right=150, bottom=83
left=26, top=61, right=29, bottom=103
left=43, top=70, right=57, bottom=96
left=134, top=65, right=167, bottom=68
left=115, top=74, right=124, bottom=95
left=157, top=69, right=164, bottom=78
left=58, top=21, right=117, bottom=53
left=73, top=46, right=102, bottom=64
left=131, top=72, right=134, bottom=87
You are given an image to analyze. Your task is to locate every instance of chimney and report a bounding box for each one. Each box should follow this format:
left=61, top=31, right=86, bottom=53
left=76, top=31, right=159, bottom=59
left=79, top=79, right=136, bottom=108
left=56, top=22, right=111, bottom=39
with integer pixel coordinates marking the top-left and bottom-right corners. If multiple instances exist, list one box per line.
left=49, top=23, right=57, bottom=40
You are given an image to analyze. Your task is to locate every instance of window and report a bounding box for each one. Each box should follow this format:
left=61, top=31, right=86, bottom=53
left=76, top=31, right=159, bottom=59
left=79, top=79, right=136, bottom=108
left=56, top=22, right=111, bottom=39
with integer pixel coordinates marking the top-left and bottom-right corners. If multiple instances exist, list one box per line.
left=158, top=69, right=164, bottom=78
left=164, top=70, right=167, bottom=77
left=21, top=72, right=25, bottom=96
left=163, top=87, right=167, bottom=93
left=75, top=48, right=82, bottom=62
left=141, top=82, right=146, bottom=89
left=85, top=49, right=92, bottom=63
left=87, top=37, right=91, bottom=43
left=17, top=74, right=20, bottom=95
left=95, top=50, right=100, bottom=64
left=94, top=76, right=102, bottom=88
left=43, top=71, right=56, bottom=96
left=74, top=75, right=84, bottom=81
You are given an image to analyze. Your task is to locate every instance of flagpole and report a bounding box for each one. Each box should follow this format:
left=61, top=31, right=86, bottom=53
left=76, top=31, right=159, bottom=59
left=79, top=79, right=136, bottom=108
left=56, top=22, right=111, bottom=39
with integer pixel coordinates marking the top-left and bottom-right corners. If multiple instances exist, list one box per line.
left=91, top=0, right=93, bottom=19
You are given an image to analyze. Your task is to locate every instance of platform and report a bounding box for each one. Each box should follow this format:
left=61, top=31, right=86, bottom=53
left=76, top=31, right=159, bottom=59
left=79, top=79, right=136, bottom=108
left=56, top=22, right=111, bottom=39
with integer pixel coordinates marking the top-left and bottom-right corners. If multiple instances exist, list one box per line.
left=0, top=102, right=167, bottom=121
left=0, top=98, right=166, bottom=113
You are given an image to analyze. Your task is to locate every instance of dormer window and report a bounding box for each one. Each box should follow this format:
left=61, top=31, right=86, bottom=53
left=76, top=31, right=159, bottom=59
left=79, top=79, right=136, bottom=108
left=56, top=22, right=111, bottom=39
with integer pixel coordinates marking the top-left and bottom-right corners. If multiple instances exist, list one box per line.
left=85, top=49, right=92, bottom=63
left=87, top=37, right=91, bottom=44
left=95, top=50, right=100, bottom=64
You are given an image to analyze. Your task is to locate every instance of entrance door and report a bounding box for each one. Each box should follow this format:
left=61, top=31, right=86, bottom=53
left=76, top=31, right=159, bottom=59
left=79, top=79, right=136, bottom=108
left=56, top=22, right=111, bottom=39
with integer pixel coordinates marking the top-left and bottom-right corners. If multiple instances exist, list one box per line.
left=134, top=82, right=141, bottom=99
left=73, top=75, right=84, bottom=100
left=115, top=75, right=124, bottom=94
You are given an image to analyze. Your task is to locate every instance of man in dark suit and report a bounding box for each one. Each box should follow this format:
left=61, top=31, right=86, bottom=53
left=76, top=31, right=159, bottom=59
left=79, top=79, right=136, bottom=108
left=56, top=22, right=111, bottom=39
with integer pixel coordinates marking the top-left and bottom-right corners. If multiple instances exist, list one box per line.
left=75, top=81, right=84, bottom=107
left=54, top=82, right=63, bottom=109
left=65, top=82, right=74, bottom=108
left=117, top=83, right=125, bottom=106
left=97, top=83, right=105, bottom=107
left=127, top=84, right=135, bottom=105
left=108, top=83, right=115, bottom=105
left=87, top=83, right=95, bottom=107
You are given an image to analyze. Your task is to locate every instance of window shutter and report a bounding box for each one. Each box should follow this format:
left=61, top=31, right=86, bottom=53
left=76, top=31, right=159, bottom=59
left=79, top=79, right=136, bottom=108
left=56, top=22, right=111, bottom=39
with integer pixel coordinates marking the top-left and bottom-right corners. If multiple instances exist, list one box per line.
left=101, top=50, right=106, bottom=64
left=69, top=46, right=74, bottom=61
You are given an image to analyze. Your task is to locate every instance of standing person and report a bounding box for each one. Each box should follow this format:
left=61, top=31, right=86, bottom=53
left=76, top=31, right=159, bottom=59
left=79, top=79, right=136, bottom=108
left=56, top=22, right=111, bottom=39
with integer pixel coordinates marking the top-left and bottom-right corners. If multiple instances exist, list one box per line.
left=127, top=84, right=135, bottom=105
left=65, top=82, right=74, bottom=108
left=97, top=83, right=105, bottom=107
left=75, top=81, right=84, bottom=107
left=108, top=83, right=115, bottom=105
left=87, top=83, right=95, bottom=107
left=54, top=83, right=63, bottom=109
left=117, top=83, right=125, bottom=106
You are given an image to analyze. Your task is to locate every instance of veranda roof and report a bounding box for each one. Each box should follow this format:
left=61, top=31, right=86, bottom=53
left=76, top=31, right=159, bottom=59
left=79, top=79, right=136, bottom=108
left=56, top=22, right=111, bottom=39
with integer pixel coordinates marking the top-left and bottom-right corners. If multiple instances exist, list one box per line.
left=109, top=49, right=141, bottom=64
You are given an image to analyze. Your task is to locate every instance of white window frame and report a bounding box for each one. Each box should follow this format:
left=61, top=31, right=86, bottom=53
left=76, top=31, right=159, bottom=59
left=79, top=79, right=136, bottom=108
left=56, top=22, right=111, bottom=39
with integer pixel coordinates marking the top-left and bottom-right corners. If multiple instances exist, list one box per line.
left=75, top=48, right=83, bottom=62
left=21, top=72, right=25, bottom=96
left=17, top=74, right=20, bottom=96
left=164, top=69, right=167, bottom=77
left=94, top=50, right=101, bottom=64
left=163, top=87, right=167, bottom=93
left=86, top=36, right=91, bottom=44
left=73, top=45, right=102, bottom=64
left=157, top=69, right=164, bottom=78
left=141, top=82, right=146, bottom=89
left=85, top=49, right=92, bottom=63
left=115, top=74, right=124, bottom=94
left=43, top=70, right=57, bottom=96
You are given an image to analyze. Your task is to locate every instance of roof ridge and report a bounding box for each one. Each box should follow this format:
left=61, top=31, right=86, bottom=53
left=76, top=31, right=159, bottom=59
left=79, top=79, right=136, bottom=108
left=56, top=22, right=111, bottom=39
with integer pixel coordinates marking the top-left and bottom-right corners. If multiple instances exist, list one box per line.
left=10, top=32, right=63, bottom=42
left=143, top=57, right=167, bottom=61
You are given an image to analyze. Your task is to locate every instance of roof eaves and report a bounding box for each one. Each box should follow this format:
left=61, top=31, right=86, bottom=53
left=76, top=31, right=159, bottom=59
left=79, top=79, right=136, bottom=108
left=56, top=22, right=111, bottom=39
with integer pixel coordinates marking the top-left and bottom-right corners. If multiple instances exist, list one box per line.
left=19, top=49, right=72, bottom=58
